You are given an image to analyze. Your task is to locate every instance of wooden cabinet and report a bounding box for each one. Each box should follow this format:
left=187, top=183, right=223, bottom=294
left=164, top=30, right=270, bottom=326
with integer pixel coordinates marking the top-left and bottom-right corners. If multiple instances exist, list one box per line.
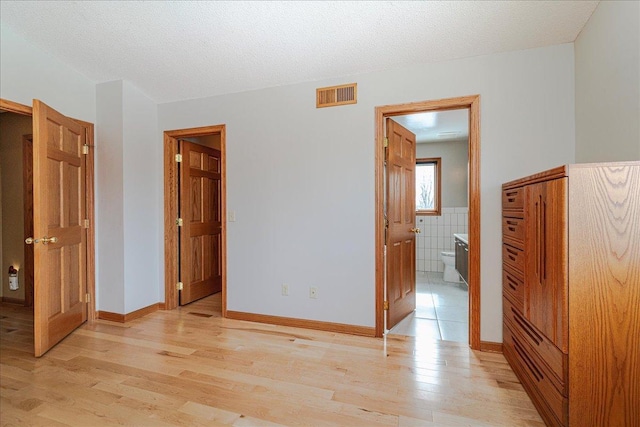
left=524, top=179, right=568, bottom=352
left=454, top=237, right=468, bottom=284
left=502, top=162, right=640, bottom=427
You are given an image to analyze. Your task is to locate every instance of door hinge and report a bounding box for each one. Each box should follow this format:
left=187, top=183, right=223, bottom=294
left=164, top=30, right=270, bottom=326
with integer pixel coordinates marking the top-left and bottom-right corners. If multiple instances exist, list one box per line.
left=383, top=137, right=389, bottom=148
left=175, top=154, right=183, bottom=162
left=83, top=219, right=90, bottom=228
left=82, top=144, right=89, bottom=155
left=383, top=301, right=389, bottom=310
left=176, top=218, right=183, bottom=227
left=85, top=293, right=91, bottom=303
left=177, top=282, right=183, bottom=291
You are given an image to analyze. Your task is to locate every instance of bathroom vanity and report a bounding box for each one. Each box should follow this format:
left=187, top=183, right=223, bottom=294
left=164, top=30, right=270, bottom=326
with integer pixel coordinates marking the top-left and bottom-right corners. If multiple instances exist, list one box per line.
left=453, top=233, right=468, bottom=284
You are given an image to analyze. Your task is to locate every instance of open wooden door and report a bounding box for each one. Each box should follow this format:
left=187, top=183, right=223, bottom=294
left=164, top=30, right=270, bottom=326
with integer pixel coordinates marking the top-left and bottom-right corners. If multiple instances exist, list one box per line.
left=386, top=118, right=418, bottom=330
left=31, top=100, right=88, bottom=357
left=179, top=140, right=222, bottom=305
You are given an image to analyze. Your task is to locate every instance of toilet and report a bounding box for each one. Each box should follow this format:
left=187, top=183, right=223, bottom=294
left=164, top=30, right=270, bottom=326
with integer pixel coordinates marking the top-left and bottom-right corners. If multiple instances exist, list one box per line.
left=441, top=251, right=461, bottom=283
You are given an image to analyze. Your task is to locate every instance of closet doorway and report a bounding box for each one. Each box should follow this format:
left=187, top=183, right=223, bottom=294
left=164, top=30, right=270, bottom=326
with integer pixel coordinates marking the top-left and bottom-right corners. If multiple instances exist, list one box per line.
left=163, top=125, right=227, bottom=312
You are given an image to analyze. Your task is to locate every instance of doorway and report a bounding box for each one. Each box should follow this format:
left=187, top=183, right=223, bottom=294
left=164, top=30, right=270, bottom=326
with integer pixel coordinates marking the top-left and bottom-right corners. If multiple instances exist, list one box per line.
left=1, top=114, right=33, bottom=307
left=0, top=98, right=96, bottom=357
left=388, top=109, right=470, bottom=343
left=375, top=95, right=481, bottom=350
left=163, top=125, right=227, bottom=313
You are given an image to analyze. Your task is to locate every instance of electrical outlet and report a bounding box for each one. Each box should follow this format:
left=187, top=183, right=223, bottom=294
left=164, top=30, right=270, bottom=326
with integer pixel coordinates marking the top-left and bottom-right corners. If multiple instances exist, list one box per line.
left=309, top=287, right=318, bottom=299
left=281, top=284, right=289, bottom=296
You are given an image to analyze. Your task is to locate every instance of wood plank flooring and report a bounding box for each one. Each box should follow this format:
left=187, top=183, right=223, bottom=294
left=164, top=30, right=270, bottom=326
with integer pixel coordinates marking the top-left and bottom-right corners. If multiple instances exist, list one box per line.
left=1, top=295, right=544, bottom=426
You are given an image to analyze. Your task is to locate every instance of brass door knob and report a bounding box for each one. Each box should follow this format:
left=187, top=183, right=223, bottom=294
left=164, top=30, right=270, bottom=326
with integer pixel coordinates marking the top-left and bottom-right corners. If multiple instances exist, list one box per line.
left=410, top=228, right=421, bottom=234
left=40, top=236, right=58, bottom=245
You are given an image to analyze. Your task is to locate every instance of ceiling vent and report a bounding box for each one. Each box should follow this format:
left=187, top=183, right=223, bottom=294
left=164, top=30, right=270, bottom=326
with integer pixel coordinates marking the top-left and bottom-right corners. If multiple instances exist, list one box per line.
left=316, top=83, right=357, bottom=108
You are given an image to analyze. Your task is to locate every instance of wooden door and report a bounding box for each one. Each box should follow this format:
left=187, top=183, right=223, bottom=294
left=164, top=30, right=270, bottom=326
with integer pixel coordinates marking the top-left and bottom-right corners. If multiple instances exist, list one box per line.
left=32, top=100, right=88, bottom=357
left=179, top=141, right=222, bottom=305
left=386, top=118, right=417, bottom=329
left=524, top=178, right=568, bottom=351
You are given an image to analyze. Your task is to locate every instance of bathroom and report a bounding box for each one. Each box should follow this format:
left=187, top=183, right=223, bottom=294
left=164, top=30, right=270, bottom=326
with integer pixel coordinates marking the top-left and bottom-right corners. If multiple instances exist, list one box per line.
left=389, top=109, right=469, bottom=342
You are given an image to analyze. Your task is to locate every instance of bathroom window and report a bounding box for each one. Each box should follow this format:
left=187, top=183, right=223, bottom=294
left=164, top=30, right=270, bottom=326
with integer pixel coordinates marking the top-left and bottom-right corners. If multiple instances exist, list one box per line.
left=416, top=157, right=441, bottom=216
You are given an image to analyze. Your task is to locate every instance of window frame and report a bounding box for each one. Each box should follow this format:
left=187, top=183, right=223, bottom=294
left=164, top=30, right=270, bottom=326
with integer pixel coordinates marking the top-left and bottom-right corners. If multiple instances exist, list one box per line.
left=415, top=157, right=442, bottom=216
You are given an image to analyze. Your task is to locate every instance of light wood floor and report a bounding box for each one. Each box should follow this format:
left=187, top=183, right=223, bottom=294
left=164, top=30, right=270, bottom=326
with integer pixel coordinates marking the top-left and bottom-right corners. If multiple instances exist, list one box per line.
left=1, top=295, right=544, bottom=426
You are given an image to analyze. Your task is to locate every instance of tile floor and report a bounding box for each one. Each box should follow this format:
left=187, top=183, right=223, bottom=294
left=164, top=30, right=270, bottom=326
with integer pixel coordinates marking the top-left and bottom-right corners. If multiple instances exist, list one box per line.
left=388, top=271, right=469, bottom=343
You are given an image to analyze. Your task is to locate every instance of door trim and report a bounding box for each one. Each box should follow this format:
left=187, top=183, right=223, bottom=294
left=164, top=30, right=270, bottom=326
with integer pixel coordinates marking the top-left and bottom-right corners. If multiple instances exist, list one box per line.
left=0, top=99, right=32, bottom=115
left=0, top=98, right=97, bottom=322
left=75, top=118, right=96, bottom=323
left=375, top=95, right=481, bottom=350
left=163, top=125, right=227, bottom=314
left=23, top=134, right=34, bottom=307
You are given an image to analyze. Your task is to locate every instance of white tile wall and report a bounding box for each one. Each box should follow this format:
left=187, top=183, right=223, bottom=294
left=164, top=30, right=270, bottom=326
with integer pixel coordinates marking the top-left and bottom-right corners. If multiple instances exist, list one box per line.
left=415, top=207, right=468, bottom=272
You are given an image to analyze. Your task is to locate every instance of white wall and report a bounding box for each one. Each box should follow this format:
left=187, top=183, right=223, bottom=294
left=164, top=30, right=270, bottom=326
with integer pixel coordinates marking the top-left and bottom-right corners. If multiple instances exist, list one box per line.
left=158, top=44, right=576, bottom=342
left=0, top=25, right=96, bottom=123
left=96, top=81, right=125, bottom=313
left=575, top=1, right=640, bottom=162
left=417, top=139, right=468, bottom=208
left=122, top=81, right=160, bottom=313
left=96, top=80, right=160, bottom=313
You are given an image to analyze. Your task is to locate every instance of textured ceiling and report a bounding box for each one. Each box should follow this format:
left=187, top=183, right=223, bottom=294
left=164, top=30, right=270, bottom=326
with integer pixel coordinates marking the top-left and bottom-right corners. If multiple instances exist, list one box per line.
left=0, top=1, right=598, bottom=103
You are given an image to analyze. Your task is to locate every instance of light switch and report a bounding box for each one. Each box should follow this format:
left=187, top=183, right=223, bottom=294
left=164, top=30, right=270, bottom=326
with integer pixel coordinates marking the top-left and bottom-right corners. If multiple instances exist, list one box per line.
left=228, top=211, right=236, bottom=222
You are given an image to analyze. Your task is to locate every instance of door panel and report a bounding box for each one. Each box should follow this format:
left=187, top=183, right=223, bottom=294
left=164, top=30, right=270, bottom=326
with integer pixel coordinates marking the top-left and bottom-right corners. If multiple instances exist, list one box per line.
left=524, top=178, right=568, bottom=352
left=33, top=100, right=87, bottom=357
left=386, top=118, right=417, bottom=329
left=179, top=141, right=222, bottom=305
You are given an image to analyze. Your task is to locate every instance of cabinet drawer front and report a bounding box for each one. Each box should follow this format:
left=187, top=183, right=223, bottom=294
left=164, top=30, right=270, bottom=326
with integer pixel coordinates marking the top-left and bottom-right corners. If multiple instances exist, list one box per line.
left=503, top=324, right=567, bottom=426
left=502, top=187, right=524, bottom=210
left=503, top=216, right=525, bottom=242
left=503, top=264, right=524, bottom=312
left=503, top=297, right=565, bottom=390
left=503, top=244, right=525, bottom=271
